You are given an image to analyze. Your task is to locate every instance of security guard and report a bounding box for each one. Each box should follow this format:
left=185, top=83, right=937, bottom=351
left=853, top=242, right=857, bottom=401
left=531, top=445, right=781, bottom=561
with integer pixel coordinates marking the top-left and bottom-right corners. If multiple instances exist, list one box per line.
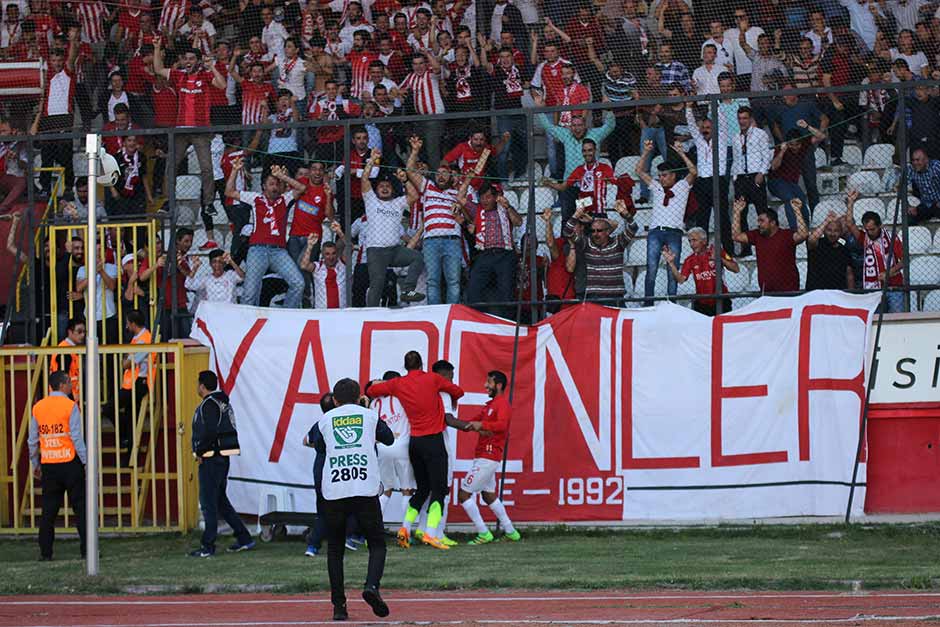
left=189, top=370, right=254, bottom=557
left=50, top=317, right=85, bottom=399
left=118, top=309, right=153, bottom=450
left=310, top=378, right=393, bottom=621
left=28, top=370, right=87, bottom=561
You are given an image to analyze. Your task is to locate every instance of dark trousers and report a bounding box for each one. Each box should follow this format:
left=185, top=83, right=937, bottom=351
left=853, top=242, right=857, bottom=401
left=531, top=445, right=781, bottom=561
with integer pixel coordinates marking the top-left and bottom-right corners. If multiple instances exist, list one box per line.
left=118, top=377, right=149, bottom=447
left=320, top=494, right=386, bottom=608
left=467, top=249, right=516, bottom=318
left=38, top=116, right=75, bottom=194
left=39, top=458, right=86, bottom=559
left=800, top=144, right=820, bottom=209
left=352, top=262, right=369, bottom=307
left=408, top=432, right=449, bottom=515
left=693, top=298, right=731, bottom=317
left=366, top=245, right=424, bottom=307
left=198, top=455, right=251, bottom=551
left=733, top=174, right=766, bottom=255
left=691, top=175, right=731, bottom=253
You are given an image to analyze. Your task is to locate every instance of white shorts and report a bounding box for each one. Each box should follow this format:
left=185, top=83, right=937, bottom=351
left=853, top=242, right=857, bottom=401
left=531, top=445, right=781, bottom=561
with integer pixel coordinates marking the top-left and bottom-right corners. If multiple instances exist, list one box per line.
left=460, top=458, right=500, bottom=494
left=378, top=438, right=416, bottom=491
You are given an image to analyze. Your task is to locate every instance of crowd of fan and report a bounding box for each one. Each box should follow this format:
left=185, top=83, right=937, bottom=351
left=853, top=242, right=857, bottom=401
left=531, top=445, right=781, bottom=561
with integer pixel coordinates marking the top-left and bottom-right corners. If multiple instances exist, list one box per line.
left=1, top=0, right=940, bottom=333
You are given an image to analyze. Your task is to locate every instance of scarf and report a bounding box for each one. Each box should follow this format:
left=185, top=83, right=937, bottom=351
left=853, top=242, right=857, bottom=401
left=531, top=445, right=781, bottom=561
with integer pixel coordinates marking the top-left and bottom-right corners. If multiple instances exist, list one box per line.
left=474, top=203, right=512, bottom=251
left=120, top=148, right=141, bottom=197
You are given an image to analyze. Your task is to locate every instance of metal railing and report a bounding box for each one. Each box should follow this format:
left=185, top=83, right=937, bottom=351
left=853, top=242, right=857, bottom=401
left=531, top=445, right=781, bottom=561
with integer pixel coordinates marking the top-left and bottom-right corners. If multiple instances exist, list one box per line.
left=0, top=342, right=187, bottom=533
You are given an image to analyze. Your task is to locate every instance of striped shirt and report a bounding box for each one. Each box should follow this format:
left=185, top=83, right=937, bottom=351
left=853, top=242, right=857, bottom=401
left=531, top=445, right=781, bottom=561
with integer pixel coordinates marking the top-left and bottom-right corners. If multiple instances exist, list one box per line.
left=402, top=68, right=445, bottom=115
left=159, top=0, right=188, bottom=33
left=420, top=180, right=460, bottom=238
left=602, top=71, right=637, bottom=104
left=241, top=80, right=273, bottom=124
left=907, top=160, right=940, bottom=208
left=568, top=223, right=632, bottom=297
left=77, top=1, right=107, bottom=44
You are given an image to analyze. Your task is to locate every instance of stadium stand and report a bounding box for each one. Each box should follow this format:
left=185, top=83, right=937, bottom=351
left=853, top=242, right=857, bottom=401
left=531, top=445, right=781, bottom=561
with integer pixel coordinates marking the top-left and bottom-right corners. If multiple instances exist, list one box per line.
left=0, top=0, right=940, bottom=346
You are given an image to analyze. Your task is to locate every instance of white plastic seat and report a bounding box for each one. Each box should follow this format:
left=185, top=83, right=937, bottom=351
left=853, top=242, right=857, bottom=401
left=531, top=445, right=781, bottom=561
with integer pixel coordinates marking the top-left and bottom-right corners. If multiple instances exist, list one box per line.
left=906, top=226, right=933, bottom=255
left=732, top=297, right=756, bottom=310
left=175, top=175, right=202, bottom=201
left=724, top=265, right=750, bottom=292
left=518, top=187, right=557, bottom=213
left=627, top=240, right=647, bottom=267
left=815, top=148, right=828, bottom=168
left=795, top=242, right=808, bottom=259
left=614, top=156, right=642, bottom=178
left=813, top=199, right=846, bottom=226
left=797, top=260, right=808, bottom=289
left=847, top=171, right=882, bottom=195
left=843, top=145, right=863, bottom=166
left=632, top=209, right=651, bottom=233
left=255, top=487, right=297, bottom=535
left=921, top=289, right=940, bottom=312
left=933, top=229, right=940, bottom=252
left=909, top=256, right=938, bottom=285
left=852, top=198, right=885, bottom=224
left=501, top=189, right=519, bottom=212
left=862, top=143, right=895, bottom=170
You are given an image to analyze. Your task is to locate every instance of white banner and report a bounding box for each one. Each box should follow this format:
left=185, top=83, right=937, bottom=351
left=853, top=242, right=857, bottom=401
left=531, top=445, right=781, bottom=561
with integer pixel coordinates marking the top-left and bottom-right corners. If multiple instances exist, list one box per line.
left=191, top=290, right=880, bottom=522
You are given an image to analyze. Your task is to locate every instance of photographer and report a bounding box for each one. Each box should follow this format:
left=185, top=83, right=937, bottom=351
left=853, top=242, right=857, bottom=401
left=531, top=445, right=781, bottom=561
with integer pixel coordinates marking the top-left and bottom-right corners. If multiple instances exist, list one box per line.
left=189, top=370, right=254, bottom=558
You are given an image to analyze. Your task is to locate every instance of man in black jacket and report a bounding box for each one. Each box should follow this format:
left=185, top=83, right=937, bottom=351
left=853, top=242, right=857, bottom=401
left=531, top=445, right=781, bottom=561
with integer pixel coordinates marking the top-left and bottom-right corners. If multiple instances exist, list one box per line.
left=189, top=370, right=254, bottom=558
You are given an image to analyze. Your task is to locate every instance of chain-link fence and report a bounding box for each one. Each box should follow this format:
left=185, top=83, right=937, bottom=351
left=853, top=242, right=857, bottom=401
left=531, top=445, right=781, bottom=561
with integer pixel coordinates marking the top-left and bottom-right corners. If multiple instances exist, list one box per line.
left=3, top=86, right=940, bottom=345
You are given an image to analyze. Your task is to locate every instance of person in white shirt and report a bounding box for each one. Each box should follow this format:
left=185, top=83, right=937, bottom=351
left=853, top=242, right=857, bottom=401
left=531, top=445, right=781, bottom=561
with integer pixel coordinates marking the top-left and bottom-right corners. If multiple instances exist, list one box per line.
left=693, top=44, right=724, bottom=95
left=730, top=106, right=771, bottom=254
left=184, top=249, right=245, bottom=304
left=74, top=251, right=119, bottom=342
left=361, top=149, right=426, bottom=306
left=838, top=0, right=884, bottom=50
left=361, top=61, right=399, bottom=100
left=684, top=102, right=729, bottom=238
left=0, top=3, right=21, bottom=49
left=890, top=29, right=929, bottom=76
left=338, top=1, right=374, bottom=47
left=300, top=222, right=348, bottom=309
left=891, top=0, right=927, bottom=32
left=260, top=5, right=289, bottom=62
left=804, top=10, right=833, bottom=56
left=178, top=7, right=216, bottom=56
left=635, top=138, right=697, bottom=306
left=724, top=8, right=764, bottom=90
left=701, top=19, right=734, bottom=70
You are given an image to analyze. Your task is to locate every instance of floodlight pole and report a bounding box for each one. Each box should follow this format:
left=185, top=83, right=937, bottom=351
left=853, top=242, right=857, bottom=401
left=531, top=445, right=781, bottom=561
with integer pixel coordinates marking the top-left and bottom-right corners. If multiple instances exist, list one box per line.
left=85, top=134, right=100, bottom=576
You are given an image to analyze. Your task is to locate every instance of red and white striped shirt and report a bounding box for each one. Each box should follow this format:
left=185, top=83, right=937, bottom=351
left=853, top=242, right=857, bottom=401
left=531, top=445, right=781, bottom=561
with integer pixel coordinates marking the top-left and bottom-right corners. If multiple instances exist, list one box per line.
left=401, top=68, right=444, bottom=115
left=76, top=1, right=108, bottom=43
left=159, top=0, right=188, bottom=33
left=420, top=180, right=460, bottom=238
left=240, top=79, right=273, bottom=124
left=347, top=49, right=378, bottom=99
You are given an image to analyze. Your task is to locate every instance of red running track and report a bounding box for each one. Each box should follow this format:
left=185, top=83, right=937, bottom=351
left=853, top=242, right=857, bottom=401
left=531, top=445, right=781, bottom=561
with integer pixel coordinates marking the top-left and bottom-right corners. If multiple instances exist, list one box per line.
left=4, top=590, right=940, bottom=626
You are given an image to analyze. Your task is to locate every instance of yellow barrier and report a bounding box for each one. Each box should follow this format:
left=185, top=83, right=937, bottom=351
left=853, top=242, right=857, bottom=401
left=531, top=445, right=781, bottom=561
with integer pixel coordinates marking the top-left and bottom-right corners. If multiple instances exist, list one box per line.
left=0, top=342, right=192, bottom=534
left=47, top=221, right=160, bottom=345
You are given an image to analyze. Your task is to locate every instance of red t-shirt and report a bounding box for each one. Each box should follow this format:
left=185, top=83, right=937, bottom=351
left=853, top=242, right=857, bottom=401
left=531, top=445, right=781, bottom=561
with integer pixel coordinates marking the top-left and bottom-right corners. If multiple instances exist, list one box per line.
left=240, top=79, right=274, bottom=124
left=125, top=54, right=154, bottom=94
left=564, top=18, right=604, bottom=66
left=537, top=59, right=569, bottom=105
left=101, top=121, right=142, bottom=155
left=347, top=49, right=378, bottom=99
left=550, top=82, right=590, bottom=127
left=546, top=237, right=575, bottom=300
left=118, top=8, right=142, bottom=39
left=566, top=162, right=615, bottom=215
left=747, top=228, right=800, bottom=293
left=680, top=245, right=732, bottom=306
left=169, top=68, right=214, bottom=127
left=348, top=149, right=369, bottom=200
left=209, top=60, right=230, bottom=107
left=241, top=191, right=292, bottom=247
left=152, top=84, right=178, bottom=127
left=472, top=395, right=512, bottom=461
left=367, top=369, right=465, bottom=437
left=220, top=149, right=247, bottom=206
left=140, top=256, right=190, bottom=312
left=443, top=141, right=491, bottom=190
left=291, top=180, right=330, bottom=237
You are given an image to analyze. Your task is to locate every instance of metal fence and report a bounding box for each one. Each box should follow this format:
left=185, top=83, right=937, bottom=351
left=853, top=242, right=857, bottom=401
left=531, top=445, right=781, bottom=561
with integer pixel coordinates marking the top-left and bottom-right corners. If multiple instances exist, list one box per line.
left=2, top=81, right=940, bottom=345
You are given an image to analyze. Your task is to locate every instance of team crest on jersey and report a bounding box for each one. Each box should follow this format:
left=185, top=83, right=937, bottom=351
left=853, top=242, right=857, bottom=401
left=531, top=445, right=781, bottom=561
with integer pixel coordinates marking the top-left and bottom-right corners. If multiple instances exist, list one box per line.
left=332, top=415, right=364, bottom=448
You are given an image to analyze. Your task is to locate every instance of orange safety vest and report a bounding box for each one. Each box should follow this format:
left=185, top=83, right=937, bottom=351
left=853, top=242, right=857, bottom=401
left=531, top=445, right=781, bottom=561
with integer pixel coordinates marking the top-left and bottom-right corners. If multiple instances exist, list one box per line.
left=122, top=329, right=155, bottom=390
left=32, top=395, right=77, bottom=464
left=50, top=339, right=81, bottom=397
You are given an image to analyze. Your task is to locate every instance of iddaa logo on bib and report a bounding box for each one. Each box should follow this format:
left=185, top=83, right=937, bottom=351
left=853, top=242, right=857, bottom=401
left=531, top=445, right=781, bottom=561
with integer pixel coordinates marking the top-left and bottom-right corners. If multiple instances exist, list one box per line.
left=333, top=415, right=364, bottom=448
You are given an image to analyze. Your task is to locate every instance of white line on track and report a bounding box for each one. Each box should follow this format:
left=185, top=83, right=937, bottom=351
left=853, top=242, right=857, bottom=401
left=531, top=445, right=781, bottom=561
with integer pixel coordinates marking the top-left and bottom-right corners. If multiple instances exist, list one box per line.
left=12, top=616, right=940, bottom=627
left=7, top=592, right=940, bottom=606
